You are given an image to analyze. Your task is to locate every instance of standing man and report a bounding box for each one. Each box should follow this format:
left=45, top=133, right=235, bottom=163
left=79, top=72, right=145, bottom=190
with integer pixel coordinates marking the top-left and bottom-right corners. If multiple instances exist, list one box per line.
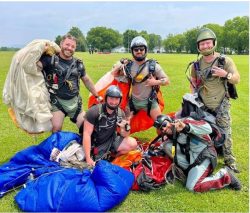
left=154, top=114, right=241, bottom=192
left=82, top=85, right=137, bottom=166
left=189, top=28, right=240, bottom=173
left=37, top=34, right=101, bottom=132
left=111, top=36, right=170, bottom=121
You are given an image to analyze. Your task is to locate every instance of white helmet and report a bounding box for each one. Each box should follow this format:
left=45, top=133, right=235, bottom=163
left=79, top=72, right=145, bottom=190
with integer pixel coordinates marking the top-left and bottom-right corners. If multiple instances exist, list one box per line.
left=130, top=36, right=147, bottom=49
left=130, top=36, right=147, bottom=61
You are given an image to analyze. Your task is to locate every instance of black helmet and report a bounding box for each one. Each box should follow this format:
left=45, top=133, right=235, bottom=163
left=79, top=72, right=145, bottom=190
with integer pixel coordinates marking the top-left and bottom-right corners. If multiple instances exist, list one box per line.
left=130, top=36, right=148, bottom=61
left=105, top=85, right=122, bottom=110
left=154, top=114, right=173, bottom=129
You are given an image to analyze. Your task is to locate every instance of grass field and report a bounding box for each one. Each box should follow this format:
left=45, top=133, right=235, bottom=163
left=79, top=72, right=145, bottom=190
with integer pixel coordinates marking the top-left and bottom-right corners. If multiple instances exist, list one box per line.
left=0, top=51, right=249, bottom=212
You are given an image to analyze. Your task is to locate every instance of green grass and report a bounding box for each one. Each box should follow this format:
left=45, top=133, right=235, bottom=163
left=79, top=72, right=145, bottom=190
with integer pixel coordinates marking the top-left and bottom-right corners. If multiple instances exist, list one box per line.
left=0, top=51, right=248, bottom=212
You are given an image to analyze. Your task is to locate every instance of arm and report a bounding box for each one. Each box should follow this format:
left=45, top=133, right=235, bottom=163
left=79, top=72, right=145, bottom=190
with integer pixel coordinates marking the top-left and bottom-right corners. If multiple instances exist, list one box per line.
left=36, top=43, right=60, bottom=71
left=111, top=59, right=130, bottom=77
left=146, top=63, right=170, bottom=87
left=165, top=118, right=211, bottom=136
left=211, top=57, right=240, bottom=84
left=37, top=61, right=43, bottom=71
left=82, top=119, right=95, bottom=166
left=182, top=118, right=212, bottom=136
left=145, top=75, right=169, bottom=87
left=81, top=74, right=99, bottom=97
left=190, top=65, right=201, bottom=93
left=225, top=57, right=240, bottom=84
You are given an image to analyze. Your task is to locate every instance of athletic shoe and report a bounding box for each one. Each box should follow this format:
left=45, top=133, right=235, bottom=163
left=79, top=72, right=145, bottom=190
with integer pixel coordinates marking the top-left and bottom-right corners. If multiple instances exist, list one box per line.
left=225, top=166, right=242, bottom=190
left=226, top=163, right=240, bottom=173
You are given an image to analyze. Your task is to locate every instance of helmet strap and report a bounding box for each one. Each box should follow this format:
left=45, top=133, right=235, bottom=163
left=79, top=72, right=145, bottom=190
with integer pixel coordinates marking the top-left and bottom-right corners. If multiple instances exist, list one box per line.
left=106, top=104, right=118, bottom=110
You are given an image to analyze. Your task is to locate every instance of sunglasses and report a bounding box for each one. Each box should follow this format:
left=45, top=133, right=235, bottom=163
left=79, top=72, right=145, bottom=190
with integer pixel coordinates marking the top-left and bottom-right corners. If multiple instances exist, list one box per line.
left=160, top=120, right=168, bottom=130
left=133, top=47, right=145, bottom=52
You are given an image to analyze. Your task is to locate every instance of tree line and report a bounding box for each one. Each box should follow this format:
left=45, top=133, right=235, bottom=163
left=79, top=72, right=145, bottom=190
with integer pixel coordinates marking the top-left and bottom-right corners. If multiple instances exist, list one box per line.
left=1, top=16, right=248, bottom=54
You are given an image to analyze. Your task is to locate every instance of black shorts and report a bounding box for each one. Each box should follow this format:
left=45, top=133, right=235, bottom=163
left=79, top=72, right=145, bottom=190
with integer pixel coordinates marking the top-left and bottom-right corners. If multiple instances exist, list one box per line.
left=93, top=134, right=124, bottom=160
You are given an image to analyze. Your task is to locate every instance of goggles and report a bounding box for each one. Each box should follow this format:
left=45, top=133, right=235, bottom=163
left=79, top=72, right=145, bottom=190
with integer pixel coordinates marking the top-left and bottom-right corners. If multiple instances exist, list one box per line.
left=160, top=120, right=169, bottom=130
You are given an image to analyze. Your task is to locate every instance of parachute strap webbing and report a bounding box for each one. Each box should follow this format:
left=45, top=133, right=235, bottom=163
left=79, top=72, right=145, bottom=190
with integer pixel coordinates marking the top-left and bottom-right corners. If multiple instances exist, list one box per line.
left=91, top=104, right=123, bottom=161
left=185, top=60, right=198, bottom=91
left=46, top=55, right=81, bottom=95
left=126, top=59, right=158, bottom=116
left=147, top=59, right=159, bottom=116
left=97, top=104, right=123, bottom=122
left=50, top=94, right=68, bottom=116
left=95, top=104, right=123, bottom=135
left=70, top=96, right=82, bottom=123
left=184, top=146, right=209, bottom=175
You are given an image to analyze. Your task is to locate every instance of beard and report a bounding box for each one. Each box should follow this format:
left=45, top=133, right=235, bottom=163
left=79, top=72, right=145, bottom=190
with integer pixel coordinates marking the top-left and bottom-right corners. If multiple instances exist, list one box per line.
left=61, top=48, right=74, bottom=59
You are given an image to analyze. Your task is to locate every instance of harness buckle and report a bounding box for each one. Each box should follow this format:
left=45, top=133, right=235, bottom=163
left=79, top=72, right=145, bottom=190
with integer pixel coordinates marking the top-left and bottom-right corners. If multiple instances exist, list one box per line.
left=47, top=74, right=52, bottom=81
left=148, top=96, right=154, bottom=102
left=51, top=98, right=58, bottom=105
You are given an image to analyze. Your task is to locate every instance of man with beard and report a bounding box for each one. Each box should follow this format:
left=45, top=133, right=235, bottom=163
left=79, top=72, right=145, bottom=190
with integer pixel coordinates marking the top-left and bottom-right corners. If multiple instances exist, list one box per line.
left=81, top=85, right=137, bottom=166
left=189, top=28, right=240, bottom=173
left=37, top=34, right=100, bottom=132
left=153, top=114, right=241, bottom=192
left=111, top=36, right=169, bottom=121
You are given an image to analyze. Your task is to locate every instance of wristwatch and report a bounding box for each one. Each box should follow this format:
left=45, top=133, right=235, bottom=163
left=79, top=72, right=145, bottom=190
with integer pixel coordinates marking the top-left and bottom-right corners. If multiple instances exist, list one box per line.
left=226, top=73, right=233, bottom=80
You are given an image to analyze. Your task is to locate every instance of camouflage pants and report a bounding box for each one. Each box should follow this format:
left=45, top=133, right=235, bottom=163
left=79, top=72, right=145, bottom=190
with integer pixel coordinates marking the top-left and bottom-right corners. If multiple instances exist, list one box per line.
left=215, top=97, right=236, bottom=165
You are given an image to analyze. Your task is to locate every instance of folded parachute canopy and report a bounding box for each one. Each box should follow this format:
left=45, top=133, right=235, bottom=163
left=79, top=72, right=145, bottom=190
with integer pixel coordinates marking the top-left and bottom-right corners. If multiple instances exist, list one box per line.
left=15, top=160, right=134, bottom=212
left=2, top=39, right=60, bottom=133
left=0, top=131, right=81, bottom=197
left=0, top=131, right=134, bottom=212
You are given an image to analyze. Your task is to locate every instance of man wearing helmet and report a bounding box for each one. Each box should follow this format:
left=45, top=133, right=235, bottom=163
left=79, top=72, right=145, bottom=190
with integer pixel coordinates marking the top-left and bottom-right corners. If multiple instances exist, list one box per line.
left=111, top=36, right=169, bottom=121
left=81, top=85, right=137, bottom=166
left=189, top=28, right=240, bottom=173
left=153, top=114, right=241, bottom=192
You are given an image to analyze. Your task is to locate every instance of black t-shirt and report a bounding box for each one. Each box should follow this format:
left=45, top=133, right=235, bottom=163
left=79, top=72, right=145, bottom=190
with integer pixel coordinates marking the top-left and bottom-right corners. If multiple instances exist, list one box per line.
left=85, top=104, right=125, bottom=144
left=40, top=55, right=86, bottom=99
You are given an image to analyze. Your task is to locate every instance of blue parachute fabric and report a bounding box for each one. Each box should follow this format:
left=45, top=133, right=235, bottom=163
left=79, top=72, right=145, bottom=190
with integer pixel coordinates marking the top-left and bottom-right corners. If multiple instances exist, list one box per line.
left=0, top=131, right=134, bottom=212
left=15, top=160, right=134, bottom=212
left=0, top=131, right=81, bottom=197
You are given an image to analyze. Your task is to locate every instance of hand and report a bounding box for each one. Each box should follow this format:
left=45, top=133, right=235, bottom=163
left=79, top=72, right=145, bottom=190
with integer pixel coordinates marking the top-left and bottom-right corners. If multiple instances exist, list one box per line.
left=174, top=120, right=186, bottom=132
left=111, top=61, right=125, bottom=77
left=211, top=66, right=227, bottom=78
left=86, top=157, right=95, bottom=167
left=116, top=119, right=129, bottom=128
left=145, top=74, right=158, bottom=87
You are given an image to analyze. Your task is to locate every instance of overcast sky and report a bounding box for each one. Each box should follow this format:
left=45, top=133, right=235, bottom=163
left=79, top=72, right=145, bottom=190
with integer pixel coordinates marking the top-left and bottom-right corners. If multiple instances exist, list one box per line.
left=0, top=1, right=249, bottom=47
